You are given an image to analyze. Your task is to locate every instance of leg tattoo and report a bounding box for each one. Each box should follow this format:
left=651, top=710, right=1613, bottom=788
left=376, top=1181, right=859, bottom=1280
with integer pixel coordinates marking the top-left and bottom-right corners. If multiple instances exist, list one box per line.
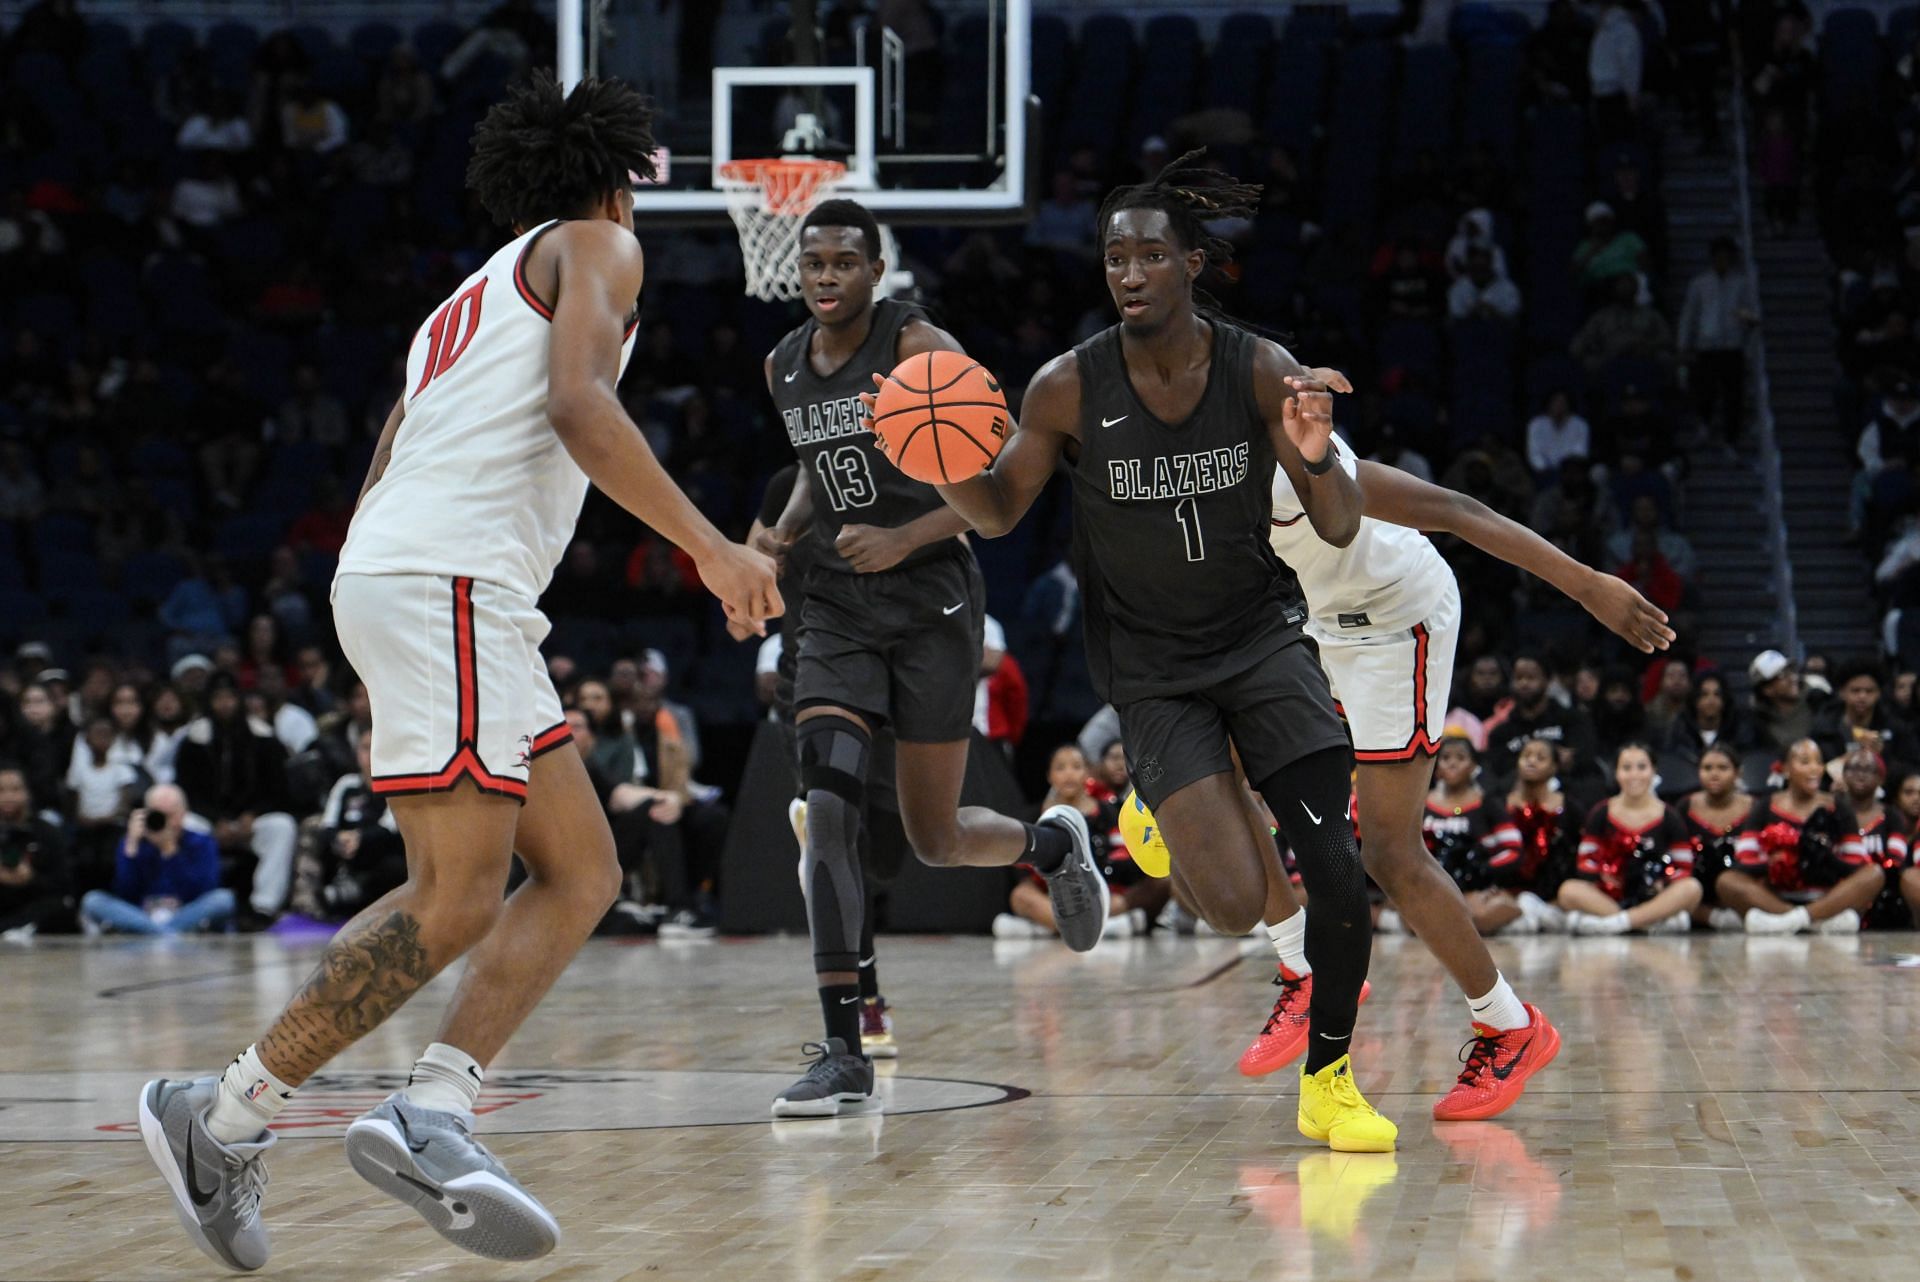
left=257, top=909, right=434, bottom=1083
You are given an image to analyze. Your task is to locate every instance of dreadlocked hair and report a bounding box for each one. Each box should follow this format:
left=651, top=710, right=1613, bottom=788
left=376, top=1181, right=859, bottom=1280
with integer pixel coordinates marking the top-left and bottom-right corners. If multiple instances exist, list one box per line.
left=1093, top=147, right=1263, bottom=271
left=467, top=70, right=657, bottom=229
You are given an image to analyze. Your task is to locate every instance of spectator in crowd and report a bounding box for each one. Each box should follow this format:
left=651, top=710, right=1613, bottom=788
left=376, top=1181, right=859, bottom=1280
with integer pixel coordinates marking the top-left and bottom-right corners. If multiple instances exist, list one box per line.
left=975, top=616, right=1028, bottom=760
left=177, top=89, right=253, bottom=153
left=1657, top=670, right=1741, bottom=763
left=1530, top=457, right=1615, bottom=568
left=1813, top=659, right=1911, bottom=769
left=1558, top=743, right=1701, bottom=932
left=78, top=783, right=234, bottom=935
left=1366, top=422, right=1435, bottom=483
left=1572, top=203, right=1649, bottom=293
left=442, top=0, right=553, bottom=83
left=66, top=714, right=138, bottom=879
left=0, top=766, right=69, bottom=941
left=996, top=744, right=1161, bottom=940
left=289, top=735, right=404, bottom=923
left=1571, top=272, right=1674, bottom=373
left=1723, top=740, right=1885, bottom=934
left=278, top=72, right=348, bottom=154
left=238, top=614, right=296, bottom=692
left=1371, top=233, right=1446, bottom=319
left=1677, top=236, right=1758, bottom=440
left=1419, top=736, right=1528, bottom=936
left=1447, top=246, right=1522, bottom=323
left=172, top=673, right=298, bottom=922
left=1748, top=649, right=1811, bottom=754
left=169, top=153, right=244, bottom=234
left=1640, top=657, right=1693, bottom=744
left=1025, top=170, right=1097, bottom=257
left=159, top=557, right=247, bottom=654
left=14, top=681, right=71, bottom=809
left=274, top=363, right=349, bottom=446
left=1682, top=742, right=1759, bottom=930
left=1755, top=106, right=1800, bottom=235
left=286, top=477, right=353, bottom=555
left=1606, top=494, right=1695, bottom=582
left=375, top=45, right=435, bottom=125
left=1527, top=0, right=1591, bottom=104
left=1588, top=668, right=1649, bottom=763
left=1855, top=372, right=1920, bottom=475
left=254, top=666, right=319, bottom=756
left=146, top=683, right=192, bottom=784
left=1444, top=208, right=1508, bottom=282
left=0, top=442, right=46, bottom=521
left=1586, top=0, right=1643, bottom=144
left=1525, top=390, right=1591, bottom=483
left=1750, top=10, right=1815, bottom=136
left=1089, top=739, right=1129, bottom=803
left=1483, top=653, right=1600, bottom=788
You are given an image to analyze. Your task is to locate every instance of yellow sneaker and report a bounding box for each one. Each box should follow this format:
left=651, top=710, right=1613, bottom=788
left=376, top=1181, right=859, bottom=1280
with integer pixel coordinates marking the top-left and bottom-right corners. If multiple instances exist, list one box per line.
left=1297, top=1055, right=1397, bottom=1153
left=1295, top=1151, right=1400, bottom=1239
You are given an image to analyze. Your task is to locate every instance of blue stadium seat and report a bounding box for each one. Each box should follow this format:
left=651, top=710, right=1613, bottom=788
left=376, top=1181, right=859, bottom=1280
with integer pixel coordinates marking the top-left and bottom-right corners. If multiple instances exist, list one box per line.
left=59, top=590, right=133, bottom=637
left=0, top=590, right=49, bottom=634
left=1281, top=5, right=1343, bottom=47
left=140, top=21, right=198, bottom=82
left=215, top=514, right=290, bottom=563
left=120, top=552, right=189, bottom=605
left=147, top=476, right=196, bottom=521
left=1029, top=14, right=1072, bottom=129
left=285, top=24, right=338, bottom=64
left=90, top=21, right=135, bottom=59
left=226, top=331, right=293, bottom=406
left=36, top=552, right=103, bottom=597
left=411, top=20, right=465, bottom=71
left=33, top=514, right=95, bottom=559
left=1205, top=13, right=1274, bottom=112
left=1527, top=103, right=1587, bottom=184
left=1128, top=16, right=1201, bottom=148
left=1393, top=46, right=1456, bottom=172
left=1060, top=15, right=1135, bottom=154
left=313, top=48, right=368, bottom=100
left=350, top=22, right=405, bottom=62
left=1448, top=317, right=1518, bottom=447
left=1376, top=318, right=1443, bottom=387
left=1892, top=6, right=1920, bottom=52
left=1450, top=3, right=1532, bottom=48
left=1264, top=42, right=1330, bottom=152
left=1460, top=46, right=1521, bottom=168
left=1320, top=42, right=1393, bottom=234
left=206, top=22, right=259, bottom=86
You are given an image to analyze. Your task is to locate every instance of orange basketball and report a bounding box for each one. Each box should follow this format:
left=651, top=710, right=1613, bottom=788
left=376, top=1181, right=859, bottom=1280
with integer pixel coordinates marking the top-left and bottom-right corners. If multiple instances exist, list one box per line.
left=870, top=350, right=1009, bottom=484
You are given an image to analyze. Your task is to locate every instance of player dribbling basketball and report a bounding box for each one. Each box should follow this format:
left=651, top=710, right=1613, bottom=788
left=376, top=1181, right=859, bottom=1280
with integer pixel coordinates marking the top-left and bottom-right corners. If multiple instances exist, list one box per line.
left=757, top=198, right=1107, bottom=1119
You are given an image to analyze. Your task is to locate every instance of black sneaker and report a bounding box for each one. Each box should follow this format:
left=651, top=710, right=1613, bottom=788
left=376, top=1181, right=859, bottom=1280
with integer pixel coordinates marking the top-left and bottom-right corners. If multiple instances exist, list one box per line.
left=1038, top=804, right=1109, bottom=951
left=770, top=1039, right=874, bottom=1118
left=595, top=900, right=658, bottom=937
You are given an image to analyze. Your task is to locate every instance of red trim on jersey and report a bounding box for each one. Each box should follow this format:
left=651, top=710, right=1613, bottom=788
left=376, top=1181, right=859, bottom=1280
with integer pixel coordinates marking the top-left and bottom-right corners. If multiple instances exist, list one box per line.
left=1353, top=621, right=1442, bottom=762
left=514, top=234, right=556, bottom=321
left=1271, top=513, right=1307, bottom=528
left=368, top=576, right=529, bottom=802
left=528, top=721, right=574, bottom=758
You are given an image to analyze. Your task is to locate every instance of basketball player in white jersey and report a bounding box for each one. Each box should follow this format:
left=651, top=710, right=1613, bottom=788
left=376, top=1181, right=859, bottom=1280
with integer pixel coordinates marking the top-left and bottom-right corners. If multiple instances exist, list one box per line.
left=138, top=74, right=780, bottom=1271
left=1239, top=391, right=1671, bottom=1121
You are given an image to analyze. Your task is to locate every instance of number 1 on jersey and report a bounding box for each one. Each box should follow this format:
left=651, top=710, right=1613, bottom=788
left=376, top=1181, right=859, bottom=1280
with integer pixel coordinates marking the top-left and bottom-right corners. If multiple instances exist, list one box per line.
left=413, top=278, right=487, bottom=397
left=1174, top=495, right=1206, bottom=561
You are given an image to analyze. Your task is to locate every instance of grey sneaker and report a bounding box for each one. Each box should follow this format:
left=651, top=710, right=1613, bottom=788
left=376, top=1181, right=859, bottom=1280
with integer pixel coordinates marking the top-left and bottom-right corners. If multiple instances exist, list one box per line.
left=344, top=1093, right=559, bottom=1261
left=137, top=1077, right=275, bottom=1272
left=1038, top=803, right=1109, bottom=951
left=771, top=1039, right=874, bottom=1118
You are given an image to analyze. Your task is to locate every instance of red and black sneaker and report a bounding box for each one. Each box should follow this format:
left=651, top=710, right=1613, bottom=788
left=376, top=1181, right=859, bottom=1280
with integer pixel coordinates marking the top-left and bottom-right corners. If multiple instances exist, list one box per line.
left=1236, top=967, right=1371, bottom=1077
left=1432, top=1003, right=1560, bottom=1121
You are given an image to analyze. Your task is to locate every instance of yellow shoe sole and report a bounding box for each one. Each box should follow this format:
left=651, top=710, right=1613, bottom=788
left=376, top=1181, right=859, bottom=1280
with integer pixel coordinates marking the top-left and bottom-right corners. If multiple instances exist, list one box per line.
left=1298, top=1109, right=1398, bottom=1153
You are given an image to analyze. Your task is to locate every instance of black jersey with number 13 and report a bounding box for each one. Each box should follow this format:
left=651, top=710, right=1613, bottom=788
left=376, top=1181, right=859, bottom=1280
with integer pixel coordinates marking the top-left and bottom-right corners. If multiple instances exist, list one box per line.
left=1068, top=320, right=1310, bottom=704
left=768, top=298, right=958, bottom=576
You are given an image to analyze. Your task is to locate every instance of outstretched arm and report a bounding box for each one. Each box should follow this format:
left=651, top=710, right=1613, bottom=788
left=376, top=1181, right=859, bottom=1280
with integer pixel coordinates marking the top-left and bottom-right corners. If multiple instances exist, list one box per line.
left=865, top=350, right=1079, bottom=538
left=1257, top=342, right=1362, bottom=547
left=546, top=220, right=781, bottom=631
left=1355, top=460, right=1676, bottom=653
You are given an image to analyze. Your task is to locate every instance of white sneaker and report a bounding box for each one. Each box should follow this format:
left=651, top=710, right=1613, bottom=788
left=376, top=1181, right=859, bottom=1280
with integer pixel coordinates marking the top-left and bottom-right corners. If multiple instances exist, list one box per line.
left=1571, top=911, right=1631, bottom=935
left=1813, top=908, right=1861, bottom=935
left=1, top=923, right=35, bottom=943
left=1101, top=907, right=1148, bottom=940
left=1647, top=911, right=1693, bottom=935
left=1516, top=891, right=1568, bottom=933
left=991, top=913, right=1046, bottom=939
left=1494, top=912, right=1541, bottom=935
left=1707, top=907, right=1745, bottom=932
left=1158, top=902, right=1197, bottom=935
left=1376, top=908, right=1404, bottom=934
left=1744, top=906, right=1810, bottom=935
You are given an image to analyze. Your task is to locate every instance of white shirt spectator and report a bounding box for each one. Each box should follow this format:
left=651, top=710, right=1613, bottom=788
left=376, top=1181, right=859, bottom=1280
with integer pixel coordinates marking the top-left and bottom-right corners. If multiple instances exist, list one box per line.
left=1589, top=4, right=1644, bottom=100
left=1526, top=412, right=1592, bottom=474
left=177, top=114, right=252, bottom=152
left=1447, top=274, right=1523, bottom=321
left=1857, top=401, right=1920, bottom=472
left=107, top=734, right=169, bottom=786
left=1677, top=267, right=1756, bottom=353
left=170, top=175, right=242, bottom=228
left=973, top=615, right=1006, bottom=736
left=281, top=97, right=349, bottom=154
left=66, top=741, right=136, bottom=823
left=1444, top=209, right=1508, bottom=281
left=322, top=772, right=400, bottom=833
left=272, top=702, right=319, bottom=756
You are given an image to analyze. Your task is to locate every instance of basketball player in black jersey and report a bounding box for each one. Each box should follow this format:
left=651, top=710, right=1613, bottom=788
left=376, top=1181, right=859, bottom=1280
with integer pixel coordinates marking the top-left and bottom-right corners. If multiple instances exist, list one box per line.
left=753, top=200, right=1108, bottom=1118
left=879, top=157, right=1397, bottom=1151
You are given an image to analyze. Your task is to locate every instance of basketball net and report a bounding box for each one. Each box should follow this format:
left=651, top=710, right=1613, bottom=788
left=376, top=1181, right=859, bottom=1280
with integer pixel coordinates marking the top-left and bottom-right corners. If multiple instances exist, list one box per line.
left=719, top=157, right=848, bottom=302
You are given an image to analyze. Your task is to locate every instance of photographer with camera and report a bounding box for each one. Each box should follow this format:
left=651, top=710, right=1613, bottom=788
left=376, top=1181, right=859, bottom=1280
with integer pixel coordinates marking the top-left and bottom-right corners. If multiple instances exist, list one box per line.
left=78, top=783, right=233, bottom=935
left=0, top=766, right=70, bottom=941
left=289, top=735, right=405, bottom=922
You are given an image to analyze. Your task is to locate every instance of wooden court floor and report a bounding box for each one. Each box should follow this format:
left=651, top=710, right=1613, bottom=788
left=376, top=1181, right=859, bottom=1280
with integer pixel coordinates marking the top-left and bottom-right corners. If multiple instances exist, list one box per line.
left=3, top=928, right=1918, bottom=1282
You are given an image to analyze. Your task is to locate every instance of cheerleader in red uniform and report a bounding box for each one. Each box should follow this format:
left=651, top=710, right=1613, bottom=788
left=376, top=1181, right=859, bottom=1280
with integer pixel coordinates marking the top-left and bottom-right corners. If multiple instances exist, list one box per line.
left=1719, top=739, right=1884, bottom=934
left=1557, top=742, right=1703, bottom=933
left=1682, top=743, right=1761, bottom=930
left=1830, top=747, right=1916, bottom=929
left=1418, top=737, right=1537, bottom=936
left=1504, top=736, right=1579, bottom=924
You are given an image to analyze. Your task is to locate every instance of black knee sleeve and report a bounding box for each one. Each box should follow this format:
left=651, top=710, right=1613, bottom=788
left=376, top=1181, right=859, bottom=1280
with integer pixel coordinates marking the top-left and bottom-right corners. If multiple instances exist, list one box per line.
left=797, top=716, right=871, bottom=973
left=1259, top=747, right=1371, bottom=1041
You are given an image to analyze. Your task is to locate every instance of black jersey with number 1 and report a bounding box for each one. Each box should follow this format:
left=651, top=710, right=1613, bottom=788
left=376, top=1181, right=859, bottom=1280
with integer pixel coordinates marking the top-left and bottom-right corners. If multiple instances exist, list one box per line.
left=1066, top=320, right=1310, bottom=704
left=768, top=297, right=959, bottom=576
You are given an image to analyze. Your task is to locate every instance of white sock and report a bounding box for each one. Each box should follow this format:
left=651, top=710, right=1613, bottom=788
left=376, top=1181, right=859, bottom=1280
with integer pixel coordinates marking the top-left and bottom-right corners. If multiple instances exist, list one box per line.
left=1265, top=910, right=1310, bottom=975
left=404, top=1042, right=484, bottom=1115
left=206, top=1044, right=293, bottom=1145
left=1466, top=971, right=1529, bottom=1032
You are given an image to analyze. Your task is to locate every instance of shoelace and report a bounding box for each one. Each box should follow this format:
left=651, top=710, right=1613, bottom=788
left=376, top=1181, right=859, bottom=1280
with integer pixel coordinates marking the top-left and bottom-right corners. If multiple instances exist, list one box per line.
left=1455, top=1031, right=1504, bottom=1086
left=1325, top=1068, right=1375, bottom=1114
left=798, top=1041, right=845, bottom=1077
left=1261, top=973, right=1309, bottom=1035
left=226, top=1154, right=269, bottom=1225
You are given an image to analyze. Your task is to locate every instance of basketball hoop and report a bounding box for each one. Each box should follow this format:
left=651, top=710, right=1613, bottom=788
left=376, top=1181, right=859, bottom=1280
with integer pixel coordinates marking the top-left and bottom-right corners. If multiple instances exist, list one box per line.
left=719, top=157, right=847, bottom=302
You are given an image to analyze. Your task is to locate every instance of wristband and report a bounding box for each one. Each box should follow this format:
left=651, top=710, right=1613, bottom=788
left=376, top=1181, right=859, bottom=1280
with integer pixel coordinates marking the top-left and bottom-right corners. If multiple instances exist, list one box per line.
left=1302, top=449, right=1336, bottom=476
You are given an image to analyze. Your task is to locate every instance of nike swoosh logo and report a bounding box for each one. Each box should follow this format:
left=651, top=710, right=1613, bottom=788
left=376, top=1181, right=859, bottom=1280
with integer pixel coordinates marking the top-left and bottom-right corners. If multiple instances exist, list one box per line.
left=394, top=1110, right=431, bottom=1154
left=943, top=603, right=965, bottom=615
left=466, top=1065, right=483, bottom=1084
left=839, top=995, right=861, bottom=1005
left=1491, top=1041, right=1528, bottom=1081
left=184, top=1125, right=220, bottom=1207
left=784, top=371, right=799, bottom=383
left=1301, top=801, right=1323, bottom=825
left=1101, top=415, right=1128, bottom=427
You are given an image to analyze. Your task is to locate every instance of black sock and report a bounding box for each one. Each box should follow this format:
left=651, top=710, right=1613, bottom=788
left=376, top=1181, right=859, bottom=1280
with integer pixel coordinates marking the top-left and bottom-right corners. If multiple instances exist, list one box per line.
left=818, top=982, right=863, bottom=1052
left=1023, top=821, right=1072, bottom=874
left=858, top=909, right=879, bottom=1001
left=1304, top=1030, right=1352, bottom=1074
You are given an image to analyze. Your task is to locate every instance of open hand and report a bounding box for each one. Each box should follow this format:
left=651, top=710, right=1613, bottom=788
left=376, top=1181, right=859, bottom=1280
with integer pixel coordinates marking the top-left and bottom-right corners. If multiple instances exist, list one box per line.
left=1579, top=573, right=1677, bottom=653
left=1282, top=374, right=1343, bottom=468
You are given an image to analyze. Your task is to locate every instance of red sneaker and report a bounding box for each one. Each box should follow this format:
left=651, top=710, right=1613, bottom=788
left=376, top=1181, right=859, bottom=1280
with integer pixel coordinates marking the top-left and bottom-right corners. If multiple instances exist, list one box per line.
left=1431, top=1003, right=1560, bottom=1121
left=1236, top=967, right=1371, bottom=1077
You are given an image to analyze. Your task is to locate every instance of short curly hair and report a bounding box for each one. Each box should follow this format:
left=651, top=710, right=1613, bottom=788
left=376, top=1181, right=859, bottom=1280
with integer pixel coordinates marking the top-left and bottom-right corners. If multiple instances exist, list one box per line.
left=466, top=70, right=657, bottom=229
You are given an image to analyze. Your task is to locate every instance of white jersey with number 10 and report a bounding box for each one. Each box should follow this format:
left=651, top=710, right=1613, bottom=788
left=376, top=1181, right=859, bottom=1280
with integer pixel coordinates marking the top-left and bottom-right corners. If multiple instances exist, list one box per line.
left=336, top=219, right=640, bottom=602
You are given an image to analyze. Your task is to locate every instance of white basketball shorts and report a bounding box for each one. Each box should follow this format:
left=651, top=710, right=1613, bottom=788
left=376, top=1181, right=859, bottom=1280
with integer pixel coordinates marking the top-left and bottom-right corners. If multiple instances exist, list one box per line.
left=332, top=572, right=571, bottom=802
left=1309, top=577, right=1461, bottom=762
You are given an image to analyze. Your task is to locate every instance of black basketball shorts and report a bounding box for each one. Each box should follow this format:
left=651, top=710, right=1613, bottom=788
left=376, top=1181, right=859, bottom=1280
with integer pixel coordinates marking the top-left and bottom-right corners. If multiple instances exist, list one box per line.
left=794, top=552, right=985, bottom=744
left=1118, top=636, right=1351, bottom=811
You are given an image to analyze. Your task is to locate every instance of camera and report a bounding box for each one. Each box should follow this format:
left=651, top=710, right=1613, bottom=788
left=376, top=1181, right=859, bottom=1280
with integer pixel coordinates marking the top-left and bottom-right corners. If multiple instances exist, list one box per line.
left=143, top=809, right=166, bottom=832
